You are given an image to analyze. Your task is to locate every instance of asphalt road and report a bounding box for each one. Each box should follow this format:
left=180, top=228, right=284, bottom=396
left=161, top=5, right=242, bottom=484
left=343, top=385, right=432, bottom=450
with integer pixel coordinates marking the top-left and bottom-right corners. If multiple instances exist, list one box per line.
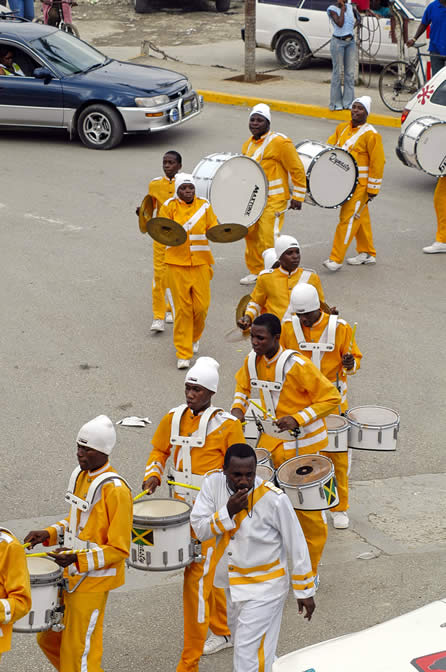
left=1, top=104, right=445, bottom=671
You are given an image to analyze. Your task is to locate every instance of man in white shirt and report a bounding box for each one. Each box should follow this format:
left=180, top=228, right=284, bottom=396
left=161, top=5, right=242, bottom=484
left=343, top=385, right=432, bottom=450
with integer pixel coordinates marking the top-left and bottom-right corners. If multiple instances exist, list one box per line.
left=191, top=443, right=316, bottom=672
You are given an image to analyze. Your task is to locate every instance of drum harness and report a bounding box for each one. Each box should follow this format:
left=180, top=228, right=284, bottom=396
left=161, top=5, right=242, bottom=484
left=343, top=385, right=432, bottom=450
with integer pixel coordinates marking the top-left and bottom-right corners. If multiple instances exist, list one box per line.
left=247, top=349, right=300, bottom=450
left=63, top=467, right=130, bottom=593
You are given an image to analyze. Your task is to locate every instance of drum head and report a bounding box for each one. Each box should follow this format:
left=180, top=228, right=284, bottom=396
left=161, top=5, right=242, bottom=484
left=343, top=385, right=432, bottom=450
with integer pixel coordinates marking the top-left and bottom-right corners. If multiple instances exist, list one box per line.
left=26, top=556, right=59, bottom=575
left=347, top=405, right=399, bottom=427
left=309, top=147, right=357, bottom=207
left=415, top=122, right=446, bottom=176
left=254, top=448, right=270, bottom=462
left=257, top=464, right=274, bottom=481
left=134, top=499, right=189, bottom=517
left=326, top=414, right=348, bottom=430
left=209, top=156, right=268, bottom=227
left=277, top=455, right=331, bottom=485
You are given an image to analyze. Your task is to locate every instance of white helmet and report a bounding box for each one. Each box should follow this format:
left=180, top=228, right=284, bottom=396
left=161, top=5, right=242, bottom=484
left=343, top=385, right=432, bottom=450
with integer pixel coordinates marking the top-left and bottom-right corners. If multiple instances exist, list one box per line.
left=290, top=284, right=320, bottom=314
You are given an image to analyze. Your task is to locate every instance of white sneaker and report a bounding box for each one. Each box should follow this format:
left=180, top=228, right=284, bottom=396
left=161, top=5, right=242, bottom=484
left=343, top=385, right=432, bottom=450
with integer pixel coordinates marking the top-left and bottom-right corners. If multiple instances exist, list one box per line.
left=314, top=573, right=320, bottom=591
left=150, top=319, right=165, bottom=332
left=347, top=253, right=376, bottom=265
left=331, top=510, right=349, bottom=529
left=203, top=634, right=233, bottom=656
left=240, top=273, right=258, bottom=285
left=322, top=259, right=342, bottom=272
left=165, top=312, right=174, bottom=323
left=193, top=341, right=200, bottom=354
left=177, top=359, right=190, bottom=369
left=423, top=241, right=446, bottom=254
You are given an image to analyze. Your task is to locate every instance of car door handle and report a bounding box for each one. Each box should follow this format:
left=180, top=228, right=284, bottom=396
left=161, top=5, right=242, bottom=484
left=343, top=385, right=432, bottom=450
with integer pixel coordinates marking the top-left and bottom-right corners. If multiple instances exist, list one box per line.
left=298, top=16, right=310, bottom=21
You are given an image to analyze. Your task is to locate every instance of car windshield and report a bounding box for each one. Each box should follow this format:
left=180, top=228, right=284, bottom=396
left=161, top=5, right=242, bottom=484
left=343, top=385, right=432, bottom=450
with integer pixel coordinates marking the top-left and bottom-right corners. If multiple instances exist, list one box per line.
left=29, top=30, right=107, bottom=76
left=396, top=0, right=425, bottom=19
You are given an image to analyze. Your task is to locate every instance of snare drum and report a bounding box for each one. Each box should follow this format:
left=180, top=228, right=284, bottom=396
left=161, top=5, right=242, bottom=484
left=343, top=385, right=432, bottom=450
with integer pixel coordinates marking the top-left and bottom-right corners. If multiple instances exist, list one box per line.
left=324, top=414, right=349, bottom=453
left=255, top=447, right=273, bottom=468
left=257, top=464, right=275, bottom=483
left=192, top=153, right=268, bottom=227
left=295, top=140, right=358, bottom=208
left=13, top=557, right=62, bottom=633
left=243, top=399, right=264, bottom=443
left=276, top=455, right=339, bottom=510
left=346, top=405, right=400, bottom=451
left=397, top=116, right=446, bottom=176
left=128, top=498, right=193, bottom=572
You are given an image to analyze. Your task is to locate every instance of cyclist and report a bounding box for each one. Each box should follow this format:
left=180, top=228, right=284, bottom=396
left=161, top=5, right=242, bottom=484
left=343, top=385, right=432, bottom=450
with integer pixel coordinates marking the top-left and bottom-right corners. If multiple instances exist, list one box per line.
left=407, top=0, right=446, bottom=75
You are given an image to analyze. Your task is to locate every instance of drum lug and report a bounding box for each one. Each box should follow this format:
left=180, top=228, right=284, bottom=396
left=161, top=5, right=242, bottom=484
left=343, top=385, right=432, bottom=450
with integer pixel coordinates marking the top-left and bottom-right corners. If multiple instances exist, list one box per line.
left=298, top=489, right=304, bottom=505
left=393, top=427, right=398, bottom=440
left=334, top=434, right=339, bottom=448
left=192, top=540, right=202, bottom=563
left=319, top=484, right=324, bottom=499
left=146, top=550, right=151, bottom=567
left=163, top=551, right=168, bottom=567
left=29, top=610, right=35, bottom=626
left=358, top=428, right=363, bottom=442
left=179, top=548, right=183, bottom=563
left=378, top=430, right=382, bottom=444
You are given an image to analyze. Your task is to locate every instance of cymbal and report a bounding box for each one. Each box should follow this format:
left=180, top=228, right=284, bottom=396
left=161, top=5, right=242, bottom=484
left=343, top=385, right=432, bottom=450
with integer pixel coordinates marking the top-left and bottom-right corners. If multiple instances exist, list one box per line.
left=206, top=223, right=248, bottom=243
left=146, top=217, right=187, bottom=247
left=235, top=294, right=252, bottom=325
left=138, top=194, right=154, bottom=234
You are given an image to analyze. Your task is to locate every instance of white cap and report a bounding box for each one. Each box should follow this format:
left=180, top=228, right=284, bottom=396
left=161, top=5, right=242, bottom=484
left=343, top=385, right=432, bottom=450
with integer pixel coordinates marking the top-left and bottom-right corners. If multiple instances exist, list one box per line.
left=275, top=235, right=300, bottom=260
left=352, top=96, right=371, bottom=115
left=249, top=103, right=271, bottom=123
left=76, top=415, right=116, bottom=456
left=185, top=356, right=220, bottom=393
left=262, top=248, right=278, bottom=270
left=175, top=172, right=196, bottom=196
left=291, top=284, right=320, bottom=314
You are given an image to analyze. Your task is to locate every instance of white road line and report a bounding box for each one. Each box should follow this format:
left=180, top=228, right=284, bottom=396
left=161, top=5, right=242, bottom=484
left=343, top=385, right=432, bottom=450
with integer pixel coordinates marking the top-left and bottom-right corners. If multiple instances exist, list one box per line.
left=24, top=213, right=66, bottom=225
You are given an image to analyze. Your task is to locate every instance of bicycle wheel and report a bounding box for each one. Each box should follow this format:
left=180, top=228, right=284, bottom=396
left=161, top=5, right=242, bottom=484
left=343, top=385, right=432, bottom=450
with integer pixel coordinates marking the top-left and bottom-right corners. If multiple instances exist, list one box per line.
left=62, top=22, right=80, bottom=38
left=379, top=61, right=421, bottom=113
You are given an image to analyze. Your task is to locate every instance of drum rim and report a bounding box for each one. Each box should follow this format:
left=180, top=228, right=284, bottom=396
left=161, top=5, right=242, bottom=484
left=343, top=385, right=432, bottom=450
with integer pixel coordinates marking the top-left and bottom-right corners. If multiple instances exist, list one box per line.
left=295, top=140, right=359, bottom=209
left=133, top=497, right=191, bottom=527
left=28, top=565, right=63, bottom=585
left=326, top=414, right=349, bottom=433
left=400, top=117, right=446, bottom=177
left=276, top=455, right=335, bottom=489
left=346, top=404, right=400, bottom=430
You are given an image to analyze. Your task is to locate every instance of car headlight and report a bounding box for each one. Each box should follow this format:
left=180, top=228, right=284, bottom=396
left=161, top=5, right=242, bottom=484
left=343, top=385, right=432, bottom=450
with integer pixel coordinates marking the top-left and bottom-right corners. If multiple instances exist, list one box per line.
left=135, top=95, right=169, bottom=107
left=185, top=80, right=192, bottom=92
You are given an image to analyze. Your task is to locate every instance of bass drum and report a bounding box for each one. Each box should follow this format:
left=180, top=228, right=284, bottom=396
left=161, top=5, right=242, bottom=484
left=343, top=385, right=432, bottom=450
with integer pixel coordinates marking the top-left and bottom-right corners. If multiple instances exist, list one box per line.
left=295, top=140, right=358, bottom=208
left=192, top=153, right=268, bottom=227
left=397, top=116, right=446, bottom=176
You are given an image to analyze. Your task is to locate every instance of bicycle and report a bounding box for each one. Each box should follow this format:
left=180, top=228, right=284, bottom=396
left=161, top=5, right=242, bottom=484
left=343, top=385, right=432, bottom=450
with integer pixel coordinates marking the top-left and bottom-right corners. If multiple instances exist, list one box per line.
left=378, top=42, right=428, bottom=113
left=35, top=0, right=80, bottom=38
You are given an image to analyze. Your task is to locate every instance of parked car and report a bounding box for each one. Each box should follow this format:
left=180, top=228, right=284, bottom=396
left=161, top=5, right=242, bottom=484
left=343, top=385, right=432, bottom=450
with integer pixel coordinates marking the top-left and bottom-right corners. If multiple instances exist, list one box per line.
left=0, top=15, right=203, bottom=148
left=247, top=0, right=426, bottom=69
left=134, top=0, right=230, bottom=13
left=401, top=65, right=446, bottom=128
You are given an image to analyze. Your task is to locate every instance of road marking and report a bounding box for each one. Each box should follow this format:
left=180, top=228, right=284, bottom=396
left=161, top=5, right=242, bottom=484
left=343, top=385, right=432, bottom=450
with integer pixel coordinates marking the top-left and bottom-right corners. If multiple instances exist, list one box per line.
left=24, top=213, right=66, bottom=225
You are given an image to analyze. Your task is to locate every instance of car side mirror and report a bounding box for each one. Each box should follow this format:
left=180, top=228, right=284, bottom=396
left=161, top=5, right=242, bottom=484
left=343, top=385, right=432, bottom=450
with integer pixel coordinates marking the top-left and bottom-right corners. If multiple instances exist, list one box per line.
left=33, top=67, right=53, bottom=83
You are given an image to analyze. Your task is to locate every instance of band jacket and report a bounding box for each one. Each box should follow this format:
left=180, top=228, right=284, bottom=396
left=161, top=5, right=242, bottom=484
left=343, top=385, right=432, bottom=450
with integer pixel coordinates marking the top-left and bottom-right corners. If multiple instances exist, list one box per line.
left=0, top=529, right=32, bottom=653
left=159, top=196, right=217, bottom=267
left=148, top=175, right=176, bottom=213
left=191, top=472, right=316, bottom=602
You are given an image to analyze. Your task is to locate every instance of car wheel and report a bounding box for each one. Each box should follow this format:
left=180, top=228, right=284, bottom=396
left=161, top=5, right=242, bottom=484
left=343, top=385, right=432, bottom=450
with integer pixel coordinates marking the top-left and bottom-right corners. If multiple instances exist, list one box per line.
left=216, top=0, right=230, bottom=11
left=63, top=22, right=80, bottom=38
left=275, top=33, right=309, bottom=69
left=77, top=104, right=124, bottom=150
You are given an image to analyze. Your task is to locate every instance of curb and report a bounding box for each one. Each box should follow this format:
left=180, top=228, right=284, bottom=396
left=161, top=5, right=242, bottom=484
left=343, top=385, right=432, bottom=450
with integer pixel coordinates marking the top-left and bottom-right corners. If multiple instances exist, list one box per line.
left=197, top=90, right=401, bottom=129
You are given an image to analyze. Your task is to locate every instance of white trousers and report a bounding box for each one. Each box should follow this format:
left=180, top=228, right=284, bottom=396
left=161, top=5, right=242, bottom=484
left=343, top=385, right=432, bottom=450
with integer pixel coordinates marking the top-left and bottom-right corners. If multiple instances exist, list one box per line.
left=225, top=589, right=287, bottom=672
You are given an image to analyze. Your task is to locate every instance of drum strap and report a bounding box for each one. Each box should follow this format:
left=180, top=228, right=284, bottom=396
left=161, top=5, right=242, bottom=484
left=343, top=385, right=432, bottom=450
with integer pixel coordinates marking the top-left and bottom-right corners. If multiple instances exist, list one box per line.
left=247, top=132, right=278, bottom=163
left=282, top=269, right=316, bottom=321
left=248, top=349, right=297, bottom=417
left=291, top=315, right=337, bottom=369
left=339, top=123, right=376, bottom=151
left=170, top=404, right=223, bottom=504
left=182, top=201, right=209, bottom=234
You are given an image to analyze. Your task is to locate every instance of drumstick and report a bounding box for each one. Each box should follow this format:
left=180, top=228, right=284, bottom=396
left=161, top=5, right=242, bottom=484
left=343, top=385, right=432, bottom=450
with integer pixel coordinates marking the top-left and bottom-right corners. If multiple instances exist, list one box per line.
left=249, top=398, right=277, bottom=422
left=167, top=480, right=201, bottom=492
left=354, top=199, right=370, bottom=219
left=21, top=542, right=31, bottom=548
left=347, top=323, right=357, bottom=353
left=274, top=208, right=288, bottom=217
left=133, top=490, right=149, bottom=502
left=26, top=549, right=88, bottom=558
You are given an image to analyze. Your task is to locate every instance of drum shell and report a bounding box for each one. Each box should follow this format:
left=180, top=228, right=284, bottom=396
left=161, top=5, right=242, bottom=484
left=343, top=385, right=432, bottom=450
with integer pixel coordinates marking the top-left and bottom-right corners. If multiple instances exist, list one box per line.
left=295, top=140, right=358, bottom=208
left=276, top=456, right=339, bottom=511
left=192, top=153, right=268, bottom=227
left=13, top=558, right=62, bottom=633
left=257, top=464, right=276, bottom=483
left=128, top=498, right=193, bottom=572
left=346, top=405, right=399, bottom=451
left=255, top=447, right=273, bottom=468
left=324, top=414, right=349, bottom=453
left=397, top=117, right=446, bottom=177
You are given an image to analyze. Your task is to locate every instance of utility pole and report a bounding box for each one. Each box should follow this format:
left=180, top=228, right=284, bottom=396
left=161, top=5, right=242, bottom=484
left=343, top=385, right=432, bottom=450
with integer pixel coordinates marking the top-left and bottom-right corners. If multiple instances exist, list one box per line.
left=244, top=0, right=256, bottom=83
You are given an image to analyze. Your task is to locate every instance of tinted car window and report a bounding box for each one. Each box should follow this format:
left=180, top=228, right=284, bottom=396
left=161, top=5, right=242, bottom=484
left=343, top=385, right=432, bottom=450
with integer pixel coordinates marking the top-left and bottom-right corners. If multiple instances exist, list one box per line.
left=398, top=0, right=425, bottom=18
left=430, top=80, right=446, bottom=107
left=30, top=31, right=107, bottom=76
left=301, top=0, right=332, bottom=10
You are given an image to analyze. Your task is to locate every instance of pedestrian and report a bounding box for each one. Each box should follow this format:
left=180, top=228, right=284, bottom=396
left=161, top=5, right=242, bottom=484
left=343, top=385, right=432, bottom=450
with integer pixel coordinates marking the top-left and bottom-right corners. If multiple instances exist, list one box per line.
left=7, top=0, right=34, bottom=20
left=327, top=0, right=357, bottom=111
left=142, top=356, right=245, bottom=670
left=191, top=442, right=316, bottom=672
left=407, top=0, right=446, bottom=75
left=423, top=176, right=446, bottom=253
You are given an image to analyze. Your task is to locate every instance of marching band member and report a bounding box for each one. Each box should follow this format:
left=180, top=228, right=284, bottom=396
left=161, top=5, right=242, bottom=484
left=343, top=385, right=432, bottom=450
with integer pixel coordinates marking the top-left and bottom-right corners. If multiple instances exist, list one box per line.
left=191, top=443, right=316, bottom=672
left=240, top=103, right=307, bottom=285
left=159, top=173, right=218, bottom=369
left=423, top=176, right=446, bottom=253
left=139, top=150, right=182, bottom=332
left=238, top=235, right=325, bottom=331
left=323, top=96, right=386, bottom=271
left=24, top=415, right=132, bottom=672
left=0, top=528, right=31, bottom=662
left=281, top=284, right=362, bottom=529
left=231, top=313, right=341, bottom=581
left=142, top=357, right=245, bottom=670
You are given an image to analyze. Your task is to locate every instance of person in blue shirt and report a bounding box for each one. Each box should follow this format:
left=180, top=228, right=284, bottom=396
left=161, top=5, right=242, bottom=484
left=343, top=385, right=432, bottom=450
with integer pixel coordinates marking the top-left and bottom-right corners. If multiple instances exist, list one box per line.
left=407, top=0, right=446, bottom=75
left=327, top=0, right=359, bottom=111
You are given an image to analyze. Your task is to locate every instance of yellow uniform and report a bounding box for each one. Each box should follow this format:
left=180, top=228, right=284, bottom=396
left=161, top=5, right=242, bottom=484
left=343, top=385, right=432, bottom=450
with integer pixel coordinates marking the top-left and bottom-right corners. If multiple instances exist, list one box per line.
left=232, top=348, right=341, bottom=573
left=144, top=406, right=245, bottom=672
left=159, top=196, right=217, bottom=360
left=245, top=266, right=325, bottom=323
left=148, top=176, right=176, bottom=320
left=434, top=176, right=446, bottom=243
left=38, top=462, right=132, bottom=672
left=0, top=528, right=32, bottom=659
left=281, top=313, right=362, bottom=510
left=242, top=132, right=307, bottom=275
left=327, top=122, right=385, bottom=263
